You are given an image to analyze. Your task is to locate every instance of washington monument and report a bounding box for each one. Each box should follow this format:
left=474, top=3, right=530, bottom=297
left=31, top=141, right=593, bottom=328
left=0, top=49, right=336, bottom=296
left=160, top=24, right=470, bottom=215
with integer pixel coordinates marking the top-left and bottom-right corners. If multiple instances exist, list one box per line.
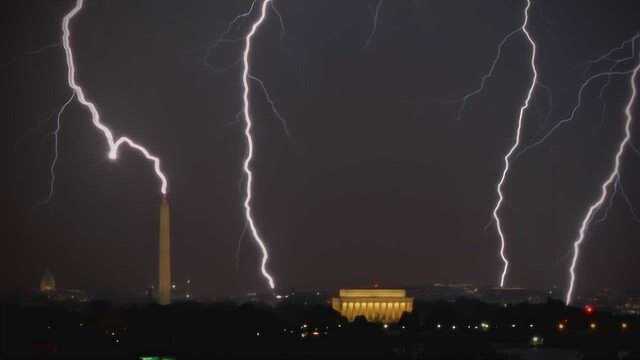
left=158, top=195, right=171, bottom=305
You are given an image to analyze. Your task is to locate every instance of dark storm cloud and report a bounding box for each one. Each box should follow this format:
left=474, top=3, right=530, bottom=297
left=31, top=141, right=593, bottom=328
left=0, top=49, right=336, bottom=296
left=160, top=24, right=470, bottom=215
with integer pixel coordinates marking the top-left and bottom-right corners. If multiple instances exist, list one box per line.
left=2, top=0, right=640, bottom=299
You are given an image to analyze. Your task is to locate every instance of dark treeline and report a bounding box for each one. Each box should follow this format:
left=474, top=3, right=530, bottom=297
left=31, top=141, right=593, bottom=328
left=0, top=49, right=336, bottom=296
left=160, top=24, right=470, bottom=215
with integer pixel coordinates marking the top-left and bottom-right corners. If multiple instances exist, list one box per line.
left=1, top=298, right=640, bottom=359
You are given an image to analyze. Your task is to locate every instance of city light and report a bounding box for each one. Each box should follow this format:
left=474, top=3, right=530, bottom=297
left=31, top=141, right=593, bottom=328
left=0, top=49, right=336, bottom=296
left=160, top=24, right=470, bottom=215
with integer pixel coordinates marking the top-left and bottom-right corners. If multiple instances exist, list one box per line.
left=584, top=305, right=595, bottom=315
left=530, top=336, right=543, bottom=346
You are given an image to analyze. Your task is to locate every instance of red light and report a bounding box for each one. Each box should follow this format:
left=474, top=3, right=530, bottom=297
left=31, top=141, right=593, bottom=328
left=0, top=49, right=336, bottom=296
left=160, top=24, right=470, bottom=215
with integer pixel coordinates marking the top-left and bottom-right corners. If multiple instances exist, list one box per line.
left=584, top=305, right=594, bottom=315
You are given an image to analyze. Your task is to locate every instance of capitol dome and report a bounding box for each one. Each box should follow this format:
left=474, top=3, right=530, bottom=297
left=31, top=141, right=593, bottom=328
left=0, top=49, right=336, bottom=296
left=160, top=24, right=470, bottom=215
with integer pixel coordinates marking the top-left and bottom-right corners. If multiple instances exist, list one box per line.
left=40, top=269, right=56, bottom=292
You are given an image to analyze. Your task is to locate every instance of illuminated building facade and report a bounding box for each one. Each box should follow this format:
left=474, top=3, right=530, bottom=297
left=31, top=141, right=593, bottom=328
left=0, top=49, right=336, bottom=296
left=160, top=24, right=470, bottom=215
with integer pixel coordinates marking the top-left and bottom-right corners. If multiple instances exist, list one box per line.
left=332, top=289, right=413, bottom=323
left=40, top=269, right=56, bottom=292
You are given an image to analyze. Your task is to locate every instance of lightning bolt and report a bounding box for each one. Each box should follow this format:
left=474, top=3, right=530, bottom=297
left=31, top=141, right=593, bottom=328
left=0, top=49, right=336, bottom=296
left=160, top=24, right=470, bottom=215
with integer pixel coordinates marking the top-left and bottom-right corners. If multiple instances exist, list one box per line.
left=62, top=0, right=168, bottom=194
left=453, top=28, right=521, bottom=122
left=241, top=0, right=276, bottom=289
left=36, top=93, right=75, bottom=207
left=1, top=42, right=59, bottom=68
left=594, top=174, right=640, bottom=225
left=249, top=75, right=291, bottom=139
left=204, top=0, right=257, bottom=71
left=618, top=176, right=640, bottom=224
left=513, top=34, right=639, bottom=160
left=595, top=36, right=637, bottom=129
left=362, top=0, right=384, bottom=49
left=491, top=0, right=537, bottom=288
left=565, top=51, right=640, bottom=305
left=514, top=69, right=634, bottom=160
left=206, top=2, right=291, bottom=140
left=593, top=177, right=619, bottom=224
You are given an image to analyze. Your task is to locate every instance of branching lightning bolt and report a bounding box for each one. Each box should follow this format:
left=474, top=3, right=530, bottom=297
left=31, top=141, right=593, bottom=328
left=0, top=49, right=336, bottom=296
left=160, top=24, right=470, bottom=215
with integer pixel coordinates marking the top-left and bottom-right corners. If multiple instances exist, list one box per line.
left=270, top=1, right=286, bottom=41
left=618, top=176, right=640, bottom=224
left=241, top=0, right=276, bottom=289
left=593, top=176, right=619, bottom=224
left=453, top=28, right=520, bottom=122
left=513, top=70, right=634, bottom=160
left=565, top=52, right=640, bottom=305
left=594, top=174, right=640, bottom=225
left=207, top=1, right=291, bottom=140
left=363, top=0, right=384, bottom=49
left=249, top=75, right=291, bottom=139
left=491, top=0, right=537, bottom=288
left=36, top=93, right=75, bottom=207
left=204, top=0, right=256, bottom=71
left=513, top=34, right=639, bottom=160
left=62, top=0, right=168, bottom=194
left=1, top=42, right=60, bottom=69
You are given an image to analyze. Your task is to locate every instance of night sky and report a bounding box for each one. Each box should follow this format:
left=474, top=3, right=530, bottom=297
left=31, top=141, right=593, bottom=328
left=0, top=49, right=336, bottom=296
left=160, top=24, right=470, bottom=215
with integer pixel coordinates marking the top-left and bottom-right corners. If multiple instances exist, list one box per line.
left=2, top=0, right=640, bottom=299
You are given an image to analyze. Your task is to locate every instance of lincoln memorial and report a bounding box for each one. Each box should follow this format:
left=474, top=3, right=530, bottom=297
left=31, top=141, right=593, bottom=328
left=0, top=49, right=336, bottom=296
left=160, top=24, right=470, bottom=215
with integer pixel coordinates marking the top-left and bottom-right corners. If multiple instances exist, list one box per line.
left=331, top=289, right=413, bottom=323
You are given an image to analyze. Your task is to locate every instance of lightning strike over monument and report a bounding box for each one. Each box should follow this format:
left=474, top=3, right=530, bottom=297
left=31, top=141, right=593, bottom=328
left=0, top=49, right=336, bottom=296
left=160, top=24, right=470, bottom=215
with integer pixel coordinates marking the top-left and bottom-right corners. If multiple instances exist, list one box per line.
left=491, top=0, right=537, bottom=288
left=240, top=0, right=276, bottom=290
left=62, top=0, right=168, bottom=195
left=565, top=50, right=640, bottom=305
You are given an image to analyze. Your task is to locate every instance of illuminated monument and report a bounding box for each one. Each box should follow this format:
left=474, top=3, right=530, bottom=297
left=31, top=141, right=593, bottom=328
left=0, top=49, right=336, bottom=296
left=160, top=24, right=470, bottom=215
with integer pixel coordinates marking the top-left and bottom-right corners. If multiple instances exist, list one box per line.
left=40, top=269, right=56, bottom=293
left=332, top=289, right=413, bottom=323
left=157, top=196, right=171, bottom=305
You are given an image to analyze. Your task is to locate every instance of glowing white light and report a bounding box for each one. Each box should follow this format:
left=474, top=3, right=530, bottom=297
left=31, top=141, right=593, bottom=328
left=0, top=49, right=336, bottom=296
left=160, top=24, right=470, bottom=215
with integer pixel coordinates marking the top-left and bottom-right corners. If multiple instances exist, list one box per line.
left=492, top=0, right=537, bottom=287
left=565, top=55, right=640, bottom=305
left=62, top=0, right=168, bottom=194
left=241, top=0, right=276, bottom=289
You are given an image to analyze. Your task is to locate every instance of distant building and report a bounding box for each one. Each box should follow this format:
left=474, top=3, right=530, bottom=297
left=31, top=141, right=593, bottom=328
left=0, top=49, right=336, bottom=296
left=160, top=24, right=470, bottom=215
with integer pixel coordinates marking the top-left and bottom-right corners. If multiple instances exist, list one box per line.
left=37, top=269, right=88, bottom=303
left=619, top=295, right=640, bottom=315
left=332, top=289, right=413, bottom=323
left=157, top=196, right=171, bottom=305
left=40, top=269, right=56, bottom=293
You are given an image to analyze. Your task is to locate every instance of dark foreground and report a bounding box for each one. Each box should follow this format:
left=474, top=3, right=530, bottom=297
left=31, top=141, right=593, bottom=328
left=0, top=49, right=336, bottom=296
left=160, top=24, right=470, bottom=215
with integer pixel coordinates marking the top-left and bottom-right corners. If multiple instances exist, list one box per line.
left=1, top=298, right=639, bottom=359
